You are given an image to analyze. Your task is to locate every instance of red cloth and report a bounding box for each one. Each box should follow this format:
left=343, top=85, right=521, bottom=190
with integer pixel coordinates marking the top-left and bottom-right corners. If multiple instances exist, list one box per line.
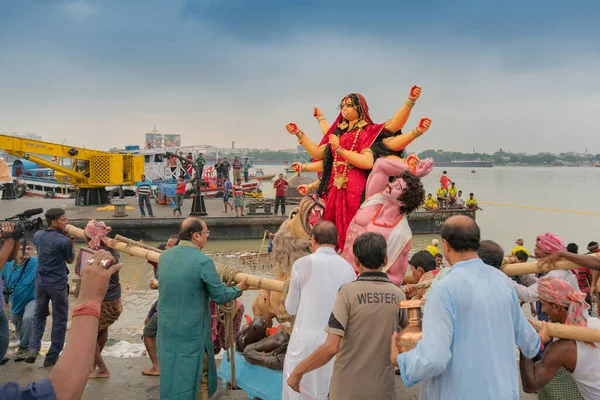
left=317, top=93, right=386, bottom=250
left=274, top=178, right=288, bottom=197
left=538, top=275, right=589, bottom=327
left=536, top=233, right=566, bottom=254
left=176, top=182, right=186, bottom=194
left=574, top=267, right=591, bottom=293
left=84, top=219, right=111, bottom=250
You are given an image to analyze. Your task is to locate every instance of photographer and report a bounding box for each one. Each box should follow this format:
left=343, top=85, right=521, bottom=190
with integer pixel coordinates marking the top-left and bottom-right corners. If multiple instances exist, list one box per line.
left=0, top=250, right=123, bottom=399
left=1, top=222, right=19, bottom=365
left=25, top=208, right=75, bottom=367
left=1, top=238, right=37, bottom=362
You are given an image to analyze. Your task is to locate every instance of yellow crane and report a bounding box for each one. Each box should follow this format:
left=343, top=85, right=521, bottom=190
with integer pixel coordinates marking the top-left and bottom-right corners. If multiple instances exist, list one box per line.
left=0, top=134, right=144, bottom=205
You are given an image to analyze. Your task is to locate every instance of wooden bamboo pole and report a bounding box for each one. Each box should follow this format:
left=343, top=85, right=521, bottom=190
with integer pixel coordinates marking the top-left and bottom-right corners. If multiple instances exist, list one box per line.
left=501, top=253, right=600, bottom=277
left=114, top=234, right=164, bottom=253
left=529, top=319, right=600, bottom=343
left=65, top=224, right=286, bottom=293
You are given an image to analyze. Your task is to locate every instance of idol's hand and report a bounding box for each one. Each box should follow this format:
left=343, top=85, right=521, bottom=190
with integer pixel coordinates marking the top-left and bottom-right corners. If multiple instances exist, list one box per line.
left=328, top=134, right=340, bottom=150
left=413, top=158, right=434, bottom=178
left=286, top=123, right=301, bottom=135
left=416, top=117, right=431, bottom=134
left=313, top=107, right=323, bottom=119
left=409, top=85, right=422, bottom=101
left=291, top=162, right=303, bottom=173
left=297, top=185, right=309, bottom=196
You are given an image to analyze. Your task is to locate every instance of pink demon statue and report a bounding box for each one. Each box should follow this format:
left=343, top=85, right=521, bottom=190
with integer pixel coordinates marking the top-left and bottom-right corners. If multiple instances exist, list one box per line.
left=341, top=155, right=434, bottom=286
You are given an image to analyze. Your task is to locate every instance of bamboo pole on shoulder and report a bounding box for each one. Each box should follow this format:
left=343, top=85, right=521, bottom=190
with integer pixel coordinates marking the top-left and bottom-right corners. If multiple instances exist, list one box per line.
left=529, top=319, right=600, bottom=343
left=65, top=224, right=286, bottom=293
left=500, top=253, right=600, bottom=277
left=114, top=234, right=164, bottom=253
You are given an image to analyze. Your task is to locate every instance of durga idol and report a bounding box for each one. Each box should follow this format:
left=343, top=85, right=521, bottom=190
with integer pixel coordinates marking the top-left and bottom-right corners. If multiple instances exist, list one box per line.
left=286, top=86, right=431, bottom=250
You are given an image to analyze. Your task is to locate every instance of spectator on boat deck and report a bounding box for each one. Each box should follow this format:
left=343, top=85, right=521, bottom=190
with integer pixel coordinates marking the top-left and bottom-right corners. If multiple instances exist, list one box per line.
left=436, top=183, right=448, bottom=209
left=195, top=153, right=206, bottom=176
left=222, top=157, right=231, bottom=180
left=1, top=238, right=37, bottom=362
left=423, top=193, right=439, bottom=211
left=288, top=232, right=408, bottom=400
left=439, top=170, right=451, bottom=190
left=136, top=174, right=155, bottom=218
left=519, top=276, right=600, bottom=400
left=466, top=193, right=481, bottom=211
left=231, top=156, right=243, bottom=182
left=243, top=158, right=251, bottom=183
left=447, top=182, right=458, bottom=206
left=426, top=239, right=440, bottom=257
left=512, top=238, right=531, bottom=257
left=455, top=190, right=466, bottom=208
left=214, top=158, right=224, bottom=185
left=392, top=216, right=543, bottom=399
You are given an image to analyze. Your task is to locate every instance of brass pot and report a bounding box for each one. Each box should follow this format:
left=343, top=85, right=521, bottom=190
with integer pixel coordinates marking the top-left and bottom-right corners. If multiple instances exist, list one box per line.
left=396, top=299, right=425, bottom=353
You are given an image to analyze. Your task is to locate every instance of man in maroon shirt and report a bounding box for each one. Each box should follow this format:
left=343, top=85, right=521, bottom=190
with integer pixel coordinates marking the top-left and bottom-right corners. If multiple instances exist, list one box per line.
left=273, top=173, right=289, bottom=216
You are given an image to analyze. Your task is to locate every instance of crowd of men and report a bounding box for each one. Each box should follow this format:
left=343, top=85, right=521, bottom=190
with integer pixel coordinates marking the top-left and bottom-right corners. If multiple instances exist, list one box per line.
left=2, top=208, right=600, bottom=399
left=422, top=171, right=481, bottom=212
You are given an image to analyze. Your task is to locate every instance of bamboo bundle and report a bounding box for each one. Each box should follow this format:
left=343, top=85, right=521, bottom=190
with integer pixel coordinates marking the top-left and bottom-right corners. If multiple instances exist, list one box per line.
left=529, top=319, right=600, bottom=343
left=65, top=224, right=286, bottom=293
left=114, top=234, right=164, bottom=253
left=501, top=253, right=600, bottom=277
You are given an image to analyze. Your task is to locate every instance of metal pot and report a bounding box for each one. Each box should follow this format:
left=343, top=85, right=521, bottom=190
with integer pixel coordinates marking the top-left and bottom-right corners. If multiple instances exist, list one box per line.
left=396, top=299, right=425, bottom=353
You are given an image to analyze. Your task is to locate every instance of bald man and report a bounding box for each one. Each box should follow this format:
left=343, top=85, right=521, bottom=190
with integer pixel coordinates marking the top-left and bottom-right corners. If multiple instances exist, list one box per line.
left=392, top=216, right=543, bottom=399
left=157, top=217, right=249, bottom=400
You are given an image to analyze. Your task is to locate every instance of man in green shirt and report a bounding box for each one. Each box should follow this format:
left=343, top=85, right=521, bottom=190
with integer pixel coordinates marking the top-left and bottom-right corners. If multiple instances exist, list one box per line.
left=157, top=217, right=248, bottom=400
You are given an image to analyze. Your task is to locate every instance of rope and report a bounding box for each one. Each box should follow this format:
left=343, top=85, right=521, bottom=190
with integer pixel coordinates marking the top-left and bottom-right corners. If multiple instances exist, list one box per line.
left=257, top=230, right=268, bottom=256
left=479, top=201, right=600, bottom=216
left=217, top=266, right=243, bottom=390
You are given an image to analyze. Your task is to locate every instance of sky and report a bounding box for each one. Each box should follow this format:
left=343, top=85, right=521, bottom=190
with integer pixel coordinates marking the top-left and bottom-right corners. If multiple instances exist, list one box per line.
left=1, top=0, right=599, bottom=154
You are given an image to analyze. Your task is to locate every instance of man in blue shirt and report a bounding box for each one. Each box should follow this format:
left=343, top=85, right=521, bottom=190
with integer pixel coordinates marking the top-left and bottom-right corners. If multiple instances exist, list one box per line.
left=243, top=157, right=251, bottom=183
left=135, top=174, right=155, bottom=217
left=1, top=238, right=37, bottom=361
left=25, top=208, right=75, bottom=367
left=392, top=215, right=543, bottom=400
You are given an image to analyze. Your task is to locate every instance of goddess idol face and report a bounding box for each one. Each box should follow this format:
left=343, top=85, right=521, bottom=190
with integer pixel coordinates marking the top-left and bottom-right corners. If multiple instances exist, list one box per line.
left=340, top=96, right=360, bottom=122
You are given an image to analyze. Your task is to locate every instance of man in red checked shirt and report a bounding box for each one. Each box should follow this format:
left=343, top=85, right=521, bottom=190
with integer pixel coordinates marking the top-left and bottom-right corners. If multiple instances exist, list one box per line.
left=273, top=173, right=289, bottom=216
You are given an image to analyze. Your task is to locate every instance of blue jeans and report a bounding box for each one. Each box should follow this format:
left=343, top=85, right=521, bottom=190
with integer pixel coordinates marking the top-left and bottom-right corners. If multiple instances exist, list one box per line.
left=138, top=194, right=154, bottom=216
left=11, top=299, right=36, bottom=350
left=0, top=310, right=8, bottom=360
left=29, top=285, right=69, bottom=362
left=243, top=170, right=249, bottom=183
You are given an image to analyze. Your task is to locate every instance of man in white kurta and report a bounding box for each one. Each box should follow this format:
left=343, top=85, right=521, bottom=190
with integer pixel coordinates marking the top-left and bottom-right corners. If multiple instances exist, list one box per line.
left=283, top=221, right=357, bottom=400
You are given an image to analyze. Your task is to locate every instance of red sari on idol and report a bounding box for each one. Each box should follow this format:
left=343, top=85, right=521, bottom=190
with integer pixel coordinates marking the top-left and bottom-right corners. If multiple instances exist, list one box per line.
left=318, top=93, right=389, bottom=250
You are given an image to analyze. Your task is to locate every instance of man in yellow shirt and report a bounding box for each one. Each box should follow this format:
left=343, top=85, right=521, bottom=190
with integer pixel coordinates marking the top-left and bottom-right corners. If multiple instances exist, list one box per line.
left=447, top=182, right=458, bottom=207
left=466, top=193, right=482, bottom=211
left=426, top=239, right=440, bottom=256
left=436, top=184, right=448, bottom=209
left=423, top=193, right=439, bottom=211
left=511, top=239, right=530, bottom=256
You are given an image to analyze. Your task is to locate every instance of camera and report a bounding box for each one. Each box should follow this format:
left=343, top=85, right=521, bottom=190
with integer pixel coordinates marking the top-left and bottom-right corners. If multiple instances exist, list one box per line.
left=1, top=208, right=44, bottom=240
left=2, top=288, right=13, bottom=305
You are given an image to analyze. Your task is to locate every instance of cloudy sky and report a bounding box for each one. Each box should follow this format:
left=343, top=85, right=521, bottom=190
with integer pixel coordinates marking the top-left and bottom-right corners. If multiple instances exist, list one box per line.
left=1, top=0, right=599, bottom=154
